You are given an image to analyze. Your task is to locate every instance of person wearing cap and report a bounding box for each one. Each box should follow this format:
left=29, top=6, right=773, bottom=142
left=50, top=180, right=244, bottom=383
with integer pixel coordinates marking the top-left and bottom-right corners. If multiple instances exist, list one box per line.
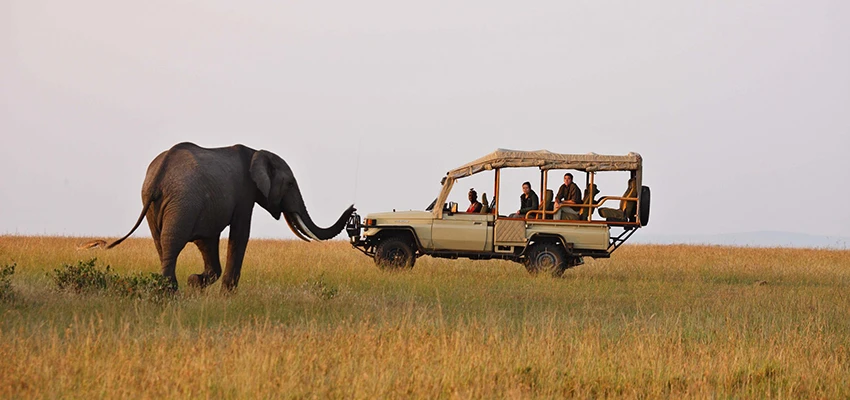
left=466, top=188, right=483, bottom=213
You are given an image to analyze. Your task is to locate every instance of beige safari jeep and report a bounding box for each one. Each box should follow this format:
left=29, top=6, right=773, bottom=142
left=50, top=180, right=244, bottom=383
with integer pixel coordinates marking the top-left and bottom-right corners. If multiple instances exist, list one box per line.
left=346, top=149, right=650, bottom=276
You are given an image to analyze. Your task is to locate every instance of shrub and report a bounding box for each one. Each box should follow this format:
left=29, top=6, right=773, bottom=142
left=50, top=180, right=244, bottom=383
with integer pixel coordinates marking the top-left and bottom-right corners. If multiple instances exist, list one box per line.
left=49, top=258, right=175, bottom=302
left=110, top=272, right=176, bottom=302
left=0, top=263, right=15, bottom=301
left=51, top=258, right=110, bottom=293
left=303, top=273, right=338, bottom=300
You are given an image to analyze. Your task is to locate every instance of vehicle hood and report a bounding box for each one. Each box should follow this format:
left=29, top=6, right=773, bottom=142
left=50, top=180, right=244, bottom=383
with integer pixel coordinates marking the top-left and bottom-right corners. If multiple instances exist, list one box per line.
left=365, top=210, right=434, bottom=221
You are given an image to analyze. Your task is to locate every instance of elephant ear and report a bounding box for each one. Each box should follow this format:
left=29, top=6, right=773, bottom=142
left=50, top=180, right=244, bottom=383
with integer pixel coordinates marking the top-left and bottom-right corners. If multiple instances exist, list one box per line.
left=250, top=150, right=272, bottom=199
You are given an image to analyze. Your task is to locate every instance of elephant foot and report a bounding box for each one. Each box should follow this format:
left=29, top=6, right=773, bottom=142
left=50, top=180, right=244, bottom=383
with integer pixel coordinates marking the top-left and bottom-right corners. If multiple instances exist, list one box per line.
left=187, top=274, right=203, bottom=289
left=187, top=273, right=218, bottom=289
left=220, top=280, right=238, bottom=294
left=163, top=275, right=179, bottom=293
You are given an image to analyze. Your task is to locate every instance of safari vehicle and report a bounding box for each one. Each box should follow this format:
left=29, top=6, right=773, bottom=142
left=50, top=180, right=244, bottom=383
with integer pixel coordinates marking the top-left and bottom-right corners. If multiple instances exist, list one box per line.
left=346, top=149, right=650, bottom=276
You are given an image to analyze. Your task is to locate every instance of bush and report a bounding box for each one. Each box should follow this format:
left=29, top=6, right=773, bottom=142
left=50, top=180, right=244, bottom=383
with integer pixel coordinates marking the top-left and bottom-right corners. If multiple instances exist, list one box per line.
left=50, top=258, right=175, bottom=302
left=51, top=259, right=109, bottom=293
left=303, top=273, right=338, bottom=300
left=0, top=263, right=15, bottom=301
left=110, top=272, right=176, bottom=302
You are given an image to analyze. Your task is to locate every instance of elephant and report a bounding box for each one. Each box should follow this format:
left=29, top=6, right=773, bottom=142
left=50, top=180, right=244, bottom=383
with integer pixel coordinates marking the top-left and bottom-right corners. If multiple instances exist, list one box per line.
left=107, top=142, right=355, bottom=292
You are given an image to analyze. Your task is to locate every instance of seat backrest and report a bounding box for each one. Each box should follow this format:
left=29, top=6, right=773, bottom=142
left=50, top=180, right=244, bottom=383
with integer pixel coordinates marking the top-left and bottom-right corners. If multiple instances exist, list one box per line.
left=480, top=193, right=490, bottom=214
left=619, top=179, right=638, bottom=220
left=579, top=183, right=599, bottom=218
left=542, top=189, right=554, bottom=219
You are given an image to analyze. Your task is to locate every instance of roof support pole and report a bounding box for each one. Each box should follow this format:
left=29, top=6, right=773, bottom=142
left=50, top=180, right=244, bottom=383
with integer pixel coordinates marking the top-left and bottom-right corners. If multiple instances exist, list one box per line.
left=587, top=171, right=595, bottom=221
left=494, top=168, right=501, bottom=217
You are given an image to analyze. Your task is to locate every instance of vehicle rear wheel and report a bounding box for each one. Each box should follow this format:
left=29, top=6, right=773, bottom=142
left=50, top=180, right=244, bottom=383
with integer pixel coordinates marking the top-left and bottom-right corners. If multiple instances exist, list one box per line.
left=523, top=243, right=568, bottom=277
left=374, top=237, right=416, bottom=270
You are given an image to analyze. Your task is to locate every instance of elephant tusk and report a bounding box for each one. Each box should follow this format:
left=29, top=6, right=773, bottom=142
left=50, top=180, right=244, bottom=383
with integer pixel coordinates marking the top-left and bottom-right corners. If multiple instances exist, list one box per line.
left=294, top=214, right=322, bottom=241
left=284, top=213, right=311, bottom=242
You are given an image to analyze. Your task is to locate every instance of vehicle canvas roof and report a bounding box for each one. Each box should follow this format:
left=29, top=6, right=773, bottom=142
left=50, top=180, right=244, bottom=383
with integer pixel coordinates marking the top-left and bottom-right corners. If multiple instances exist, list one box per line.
left=446, top=149, right=642, bottom=179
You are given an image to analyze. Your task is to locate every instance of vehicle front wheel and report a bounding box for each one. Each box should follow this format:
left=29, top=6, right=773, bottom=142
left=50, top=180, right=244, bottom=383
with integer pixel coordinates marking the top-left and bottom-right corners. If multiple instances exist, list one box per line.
left=523, top=243, right=568, bottom=277
left=374, top=237, right=416, bottom=270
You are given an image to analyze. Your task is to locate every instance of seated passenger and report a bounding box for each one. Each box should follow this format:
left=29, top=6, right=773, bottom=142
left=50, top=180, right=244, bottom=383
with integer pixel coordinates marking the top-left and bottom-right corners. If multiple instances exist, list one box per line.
left=510, top=181, right=539, bottom=218
left=554, top=173, right=582, bottom=220
left=466, top=188, right=483, bottom=213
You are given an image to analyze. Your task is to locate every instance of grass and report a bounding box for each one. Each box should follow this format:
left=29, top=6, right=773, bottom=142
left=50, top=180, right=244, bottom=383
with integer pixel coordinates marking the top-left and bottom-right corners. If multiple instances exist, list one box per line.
left=1, top=235, right=849, bottom=398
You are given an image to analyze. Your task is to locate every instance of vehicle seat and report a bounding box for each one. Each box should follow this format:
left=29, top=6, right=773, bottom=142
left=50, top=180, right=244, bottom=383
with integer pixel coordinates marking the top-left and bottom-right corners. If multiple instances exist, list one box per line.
left=480, top=193, right=490, bottom=214
left=539, top=189, right=554, bottom=219
left=578, top=183, right=600, bottom=219
left=597, top=179, right=637, bottom=222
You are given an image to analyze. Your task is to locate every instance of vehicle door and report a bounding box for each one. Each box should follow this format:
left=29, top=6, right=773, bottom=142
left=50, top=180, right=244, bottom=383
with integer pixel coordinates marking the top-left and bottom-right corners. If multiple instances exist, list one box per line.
left=431, top=212, right=488, bottom=251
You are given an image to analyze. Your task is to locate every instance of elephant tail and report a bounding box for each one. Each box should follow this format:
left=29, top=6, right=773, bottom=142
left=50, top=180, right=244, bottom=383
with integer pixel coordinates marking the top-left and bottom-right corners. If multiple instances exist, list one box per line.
left=107, top=144, right=179, bottom=249
left=106, top=194, right=156, bottom=249
left=77, top=239, right=107, bottom=250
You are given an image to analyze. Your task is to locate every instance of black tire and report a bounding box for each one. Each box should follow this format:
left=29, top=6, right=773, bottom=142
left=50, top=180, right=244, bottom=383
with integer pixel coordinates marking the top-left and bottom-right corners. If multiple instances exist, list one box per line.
left=523, top=243, right=568, bottom=277
left=639, top=186, right=651, bottom=226
left=374, top=237, right=416, bottom=270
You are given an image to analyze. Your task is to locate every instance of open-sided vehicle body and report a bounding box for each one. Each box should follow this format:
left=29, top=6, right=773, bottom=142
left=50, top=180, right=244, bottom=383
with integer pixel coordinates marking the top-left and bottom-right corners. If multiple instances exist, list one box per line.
left=346, top=149, right=650, bottom=276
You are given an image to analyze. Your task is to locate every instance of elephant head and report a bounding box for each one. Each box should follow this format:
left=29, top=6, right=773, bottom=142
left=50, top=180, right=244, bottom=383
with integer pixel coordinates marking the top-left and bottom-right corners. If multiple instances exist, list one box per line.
left=250, top=150, right=355, bottom=241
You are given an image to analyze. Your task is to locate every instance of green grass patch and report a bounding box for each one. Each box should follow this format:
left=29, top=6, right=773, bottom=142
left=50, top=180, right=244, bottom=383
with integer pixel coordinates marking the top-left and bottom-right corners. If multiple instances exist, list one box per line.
left=49, top=258, right=175, bottom=302
left=0, top=263, right=14, bottom=301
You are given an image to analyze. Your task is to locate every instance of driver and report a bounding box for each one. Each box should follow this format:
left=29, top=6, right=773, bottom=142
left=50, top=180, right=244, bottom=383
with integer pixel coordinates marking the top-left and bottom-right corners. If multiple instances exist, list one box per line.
left=466, top=188, right=483, bottom=213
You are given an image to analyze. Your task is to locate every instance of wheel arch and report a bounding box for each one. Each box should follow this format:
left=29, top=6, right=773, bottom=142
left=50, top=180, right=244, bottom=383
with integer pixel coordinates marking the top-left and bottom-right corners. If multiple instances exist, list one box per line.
left=372, top=228, right=423, bottom=252
left=524, top=233, right=572, bottom=256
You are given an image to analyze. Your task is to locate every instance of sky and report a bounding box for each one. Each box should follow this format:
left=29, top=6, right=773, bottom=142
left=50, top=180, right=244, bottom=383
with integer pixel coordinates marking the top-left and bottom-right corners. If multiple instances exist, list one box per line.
left=2, top=0, right=849, bottom=241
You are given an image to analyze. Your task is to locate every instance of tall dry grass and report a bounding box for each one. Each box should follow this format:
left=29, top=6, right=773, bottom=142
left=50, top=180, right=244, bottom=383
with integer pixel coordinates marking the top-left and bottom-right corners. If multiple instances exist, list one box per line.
left=1, top=236, right=849, bottom=398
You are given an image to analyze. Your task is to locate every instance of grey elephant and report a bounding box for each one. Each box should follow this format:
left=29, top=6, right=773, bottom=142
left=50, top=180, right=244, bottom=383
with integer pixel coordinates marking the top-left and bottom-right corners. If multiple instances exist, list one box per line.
left=107, top=142, right=355, bottom=292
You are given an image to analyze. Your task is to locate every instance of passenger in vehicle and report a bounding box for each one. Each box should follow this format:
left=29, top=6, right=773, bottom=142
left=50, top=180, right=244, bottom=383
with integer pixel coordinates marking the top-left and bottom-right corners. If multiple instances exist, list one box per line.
left=511, top=181, right=539, bottom=218
left=466, top=188, right=483, bottom=213
left=554, top=173, right=582, bottom=220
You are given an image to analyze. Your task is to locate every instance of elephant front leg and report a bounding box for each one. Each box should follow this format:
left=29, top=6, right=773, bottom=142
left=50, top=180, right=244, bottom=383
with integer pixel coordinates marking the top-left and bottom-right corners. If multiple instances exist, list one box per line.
left=221, top=216, right=252, bottom=293
left=188, top=238, right=222, bottom=289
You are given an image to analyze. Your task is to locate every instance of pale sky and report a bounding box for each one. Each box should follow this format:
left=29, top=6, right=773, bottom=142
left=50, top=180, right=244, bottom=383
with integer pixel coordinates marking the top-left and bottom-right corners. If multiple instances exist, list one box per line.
left=2, top=0, right=849, bottom=240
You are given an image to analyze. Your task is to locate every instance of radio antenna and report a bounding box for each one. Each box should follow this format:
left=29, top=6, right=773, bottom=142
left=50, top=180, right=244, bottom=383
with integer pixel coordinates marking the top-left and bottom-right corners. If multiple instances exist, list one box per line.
left=353, top=138, right=362, bottom=205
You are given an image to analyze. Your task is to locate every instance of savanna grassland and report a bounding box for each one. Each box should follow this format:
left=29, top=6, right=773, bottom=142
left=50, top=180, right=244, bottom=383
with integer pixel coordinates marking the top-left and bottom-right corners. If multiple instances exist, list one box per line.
left=1, top=236, right=849, bottom=399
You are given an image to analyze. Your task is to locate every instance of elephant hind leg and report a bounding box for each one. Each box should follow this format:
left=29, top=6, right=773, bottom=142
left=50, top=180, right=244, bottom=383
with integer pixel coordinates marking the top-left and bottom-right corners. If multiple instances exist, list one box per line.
left=146, top=212, right=163, bottom=259
left=188, top=238, right=222, bottom=289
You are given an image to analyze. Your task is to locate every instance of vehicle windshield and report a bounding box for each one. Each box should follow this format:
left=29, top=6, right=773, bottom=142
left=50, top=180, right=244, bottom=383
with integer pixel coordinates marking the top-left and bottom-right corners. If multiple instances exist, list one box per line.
left=441, top=170, right=495, bottom=213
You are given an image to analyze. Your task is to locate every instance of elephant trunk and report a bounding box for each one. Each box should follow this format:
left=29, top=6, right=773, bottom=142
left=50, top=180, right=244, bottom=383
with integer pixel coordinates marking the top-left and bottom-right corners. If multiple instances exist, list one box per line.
left=285, top=205, right=356, bottom=241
